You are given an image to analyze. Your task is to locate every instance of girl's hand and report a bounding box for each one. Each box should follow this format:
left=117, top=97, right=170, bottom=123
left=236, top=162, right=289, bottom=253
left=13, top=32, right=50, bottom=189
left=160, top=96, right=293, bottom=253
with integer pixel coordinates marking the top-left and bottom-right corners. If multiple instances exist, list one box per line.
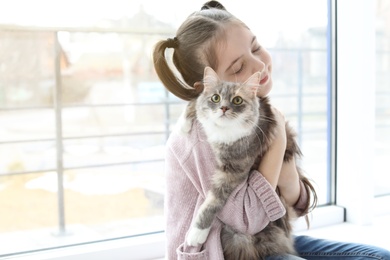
left=257, top=107, right=287, bottom=189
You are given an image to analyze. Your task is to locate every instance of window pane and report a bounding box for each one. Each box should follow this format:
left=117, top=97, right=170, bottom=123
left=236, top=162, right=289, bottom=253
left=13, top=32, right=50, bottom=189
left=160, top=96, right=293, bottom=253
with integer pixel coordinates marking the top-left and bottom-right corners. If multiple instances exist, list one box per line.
left=61, top=165, right=164, bottom=238
left=0, top=172, right=58, bottom=253
left=375, top=1, right=390, bottom=196
left=0, top=110, right=55, bottom=142
left=0, top=142, right=56, bottom=174
left=0, top=0, right=331, bottom=256
left=63, top=135, right=165, bottom=168
left=0, top=32, right=55, bottom=108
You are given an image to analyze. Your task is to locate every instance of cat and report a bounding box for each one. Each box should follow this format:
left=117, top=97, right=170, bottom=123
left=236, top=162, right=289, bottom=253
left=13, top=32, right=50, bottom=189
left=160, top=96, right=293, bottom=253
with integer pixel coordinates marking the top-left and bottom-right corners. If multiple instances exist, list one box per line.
left=179, top=66, right=304, bottom=260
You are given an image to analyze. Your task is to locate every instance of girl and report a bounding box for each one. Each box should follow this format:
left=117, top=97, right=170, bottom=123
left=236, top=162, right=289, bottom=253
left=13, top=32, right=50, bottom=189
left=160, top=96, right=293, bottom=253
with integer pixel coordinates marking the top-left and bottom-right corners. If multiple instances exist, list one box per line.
left=153, top=1, right=390, bottom=259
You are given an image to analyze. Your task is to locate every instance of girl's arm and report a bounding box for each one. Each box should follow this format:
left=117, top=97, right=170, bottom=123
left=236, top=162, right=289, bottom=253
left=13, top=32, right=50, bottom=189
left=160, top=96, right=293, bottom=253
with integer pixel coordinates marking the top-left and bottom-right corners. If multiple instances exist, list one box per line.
left=257, top=107, right=307, bottom=209
left=258, top=107, right=287, bottom=189
left=278, top=158, right=301, bottom=207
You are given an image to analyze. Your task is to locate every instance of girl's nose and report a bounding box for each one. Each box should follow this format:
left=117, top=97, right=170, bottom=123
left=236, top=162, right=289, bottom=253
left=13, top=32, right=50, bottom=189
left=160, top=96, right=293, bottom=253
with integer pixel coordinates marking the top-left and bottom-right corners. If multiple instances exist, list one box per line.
left=252, top=58, right=266, bottom=74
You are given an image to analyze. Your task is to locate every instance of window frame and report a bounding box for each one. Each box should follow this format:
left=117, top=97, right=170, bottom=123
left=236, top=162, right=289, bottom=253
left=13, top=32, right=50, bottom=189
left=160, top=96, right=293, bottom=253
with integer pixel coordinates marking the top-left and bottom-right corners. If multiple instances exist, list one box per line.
left=335, top=0, right=379, bottom=224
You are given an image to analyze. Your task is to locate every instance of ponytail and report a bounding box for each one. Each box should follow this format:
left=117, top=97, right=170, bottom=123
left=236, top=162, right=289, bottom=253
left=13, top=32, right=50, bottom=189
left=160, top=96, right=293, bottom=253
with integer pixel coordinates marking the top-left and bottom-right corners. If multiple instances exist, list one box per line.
left=153, top=39, right=199, bottom=101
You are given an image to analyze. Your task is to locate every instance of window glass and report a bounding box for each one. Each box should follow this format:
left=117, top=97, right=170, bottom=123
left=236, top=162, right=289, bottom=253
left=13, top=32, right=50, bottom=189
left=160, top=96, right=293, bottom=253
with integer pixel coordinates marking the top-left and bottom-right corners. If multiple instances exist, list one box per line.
left=375, top=1, right=390, bottom=196
left=0, top=0, right=330, bottom=256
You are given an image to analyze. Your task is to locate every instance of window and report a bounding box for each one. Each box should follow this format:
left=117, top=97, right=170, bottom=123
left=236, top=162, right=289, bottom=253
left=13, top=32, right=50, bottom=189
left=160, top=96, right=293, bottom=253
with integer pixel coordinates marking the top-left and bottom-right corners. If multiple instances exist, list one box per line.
left=0, top=0, right=332, bottom=257
left=335, top=0, right=390, bottom=224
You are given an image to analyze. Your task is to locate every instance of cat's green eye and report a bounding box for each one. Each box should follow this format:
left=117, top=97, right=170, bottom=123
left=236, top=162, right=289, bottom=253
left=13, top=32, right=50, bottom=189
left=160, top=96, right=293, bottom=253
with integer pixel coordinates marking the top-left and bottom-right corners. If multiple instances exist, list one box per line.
left=211, top=94, right=221, bottom=103
left=232, top=96, right=243, bottom=105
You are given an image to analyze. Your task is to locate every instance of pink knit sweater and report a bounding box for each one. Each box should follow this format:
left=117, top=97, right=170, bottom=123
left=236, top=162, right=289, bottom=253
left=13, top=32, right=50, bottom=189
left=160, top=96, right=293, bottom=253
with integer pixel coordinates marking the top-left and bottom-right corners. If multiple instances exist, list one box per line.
left=165, top=120, right=308, bottom=260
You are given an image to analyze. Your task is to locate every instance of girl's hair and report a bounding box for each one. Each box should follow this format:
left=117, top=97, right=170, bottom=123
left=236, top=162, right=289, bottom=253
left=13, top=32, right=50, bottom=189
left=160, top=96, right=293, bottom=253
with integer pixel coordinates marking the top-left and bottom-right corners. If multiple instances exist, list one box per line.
left=153, top=1, right=240, bottom=101
left=298, top=171, right=318, bottom=225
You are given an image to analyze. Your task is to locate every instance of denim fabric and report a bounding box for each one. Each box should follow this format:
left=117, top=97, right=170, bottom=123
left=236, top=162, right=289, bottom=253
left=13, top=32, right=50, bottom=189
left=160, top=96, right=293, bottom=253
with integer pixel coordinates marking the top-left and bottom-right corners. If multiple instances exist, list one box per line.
left=265, top=236, right=390, bottom=260
left=266, top=255, right=305, bottom=260
left=294, top=235, right=390, bottom=260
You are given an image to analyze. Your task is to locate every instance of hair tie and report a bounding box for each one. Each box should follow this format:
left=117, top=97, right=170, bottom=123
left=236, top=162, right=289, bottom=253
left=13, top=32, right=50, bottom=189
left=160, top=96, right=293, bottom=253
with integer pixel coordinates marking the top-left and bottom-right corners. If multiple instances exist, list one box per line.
left=167, top=37, right=178, bottom=48
left=201, top=1, right=226, bottom=10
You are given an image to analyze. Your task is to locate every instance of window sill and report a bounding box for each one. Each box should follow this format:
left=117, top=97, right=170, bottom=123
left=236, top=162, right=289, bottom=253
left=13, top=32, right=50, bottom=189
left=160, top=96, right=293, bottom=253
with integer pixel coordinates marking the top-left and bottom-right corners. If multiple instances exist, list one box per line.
left=4, top=199, right=389, bottom=260
left=2, top=232, right=165, bottom=260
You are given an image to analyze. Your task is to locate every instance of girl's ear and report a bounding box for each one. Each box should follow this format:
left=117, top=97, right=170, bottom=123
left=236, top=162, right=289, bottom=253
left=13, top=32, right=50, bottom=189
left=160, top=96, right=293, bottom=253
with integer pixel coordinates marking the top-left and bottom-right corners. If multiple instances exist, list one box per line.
left=244, top=71, right=261, bottom=96
left=203, top=66, right=219, bottom=91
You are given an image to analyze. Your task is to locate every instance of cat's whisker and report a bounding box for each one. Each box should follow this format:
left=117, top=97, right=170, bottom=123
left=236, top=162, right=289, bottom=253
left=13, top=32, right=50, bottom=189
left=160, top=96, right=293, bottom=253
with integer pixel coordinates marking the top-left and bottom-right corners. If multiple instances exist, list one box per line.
left=248, top=117, right=274, bottom=146
left=258, top=114, right=275, bottom=124
left=237, top=117, right=267, bottom=152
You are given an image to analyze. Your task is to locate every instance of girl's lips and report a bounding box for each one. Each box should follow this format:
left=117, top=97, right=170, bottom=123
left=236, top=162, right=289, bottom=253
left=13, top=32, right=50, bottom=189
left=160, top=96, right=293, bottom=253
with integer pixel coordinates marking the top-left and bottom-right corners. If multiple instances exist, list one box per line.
left=260, top=75, right=268, bottom=85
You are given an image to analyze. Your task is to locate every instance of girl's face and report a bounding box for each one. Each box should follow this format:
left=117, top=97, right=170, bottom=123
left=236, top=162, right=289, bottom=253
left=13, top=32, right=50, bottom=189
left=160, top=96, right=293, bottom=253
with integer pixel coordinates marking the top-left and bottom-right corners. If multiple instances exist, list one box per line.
left=215, top=24, right=273, bottom=97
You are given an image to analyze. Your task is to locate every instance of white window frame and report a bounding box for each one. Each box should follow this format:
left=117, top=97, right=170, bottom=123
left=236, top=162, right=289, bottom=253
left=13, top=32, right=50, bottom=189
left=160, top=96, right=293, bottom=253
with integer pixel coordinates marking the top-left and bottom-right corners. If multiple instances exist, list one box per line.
left=336, top=0, right=379, bottom=225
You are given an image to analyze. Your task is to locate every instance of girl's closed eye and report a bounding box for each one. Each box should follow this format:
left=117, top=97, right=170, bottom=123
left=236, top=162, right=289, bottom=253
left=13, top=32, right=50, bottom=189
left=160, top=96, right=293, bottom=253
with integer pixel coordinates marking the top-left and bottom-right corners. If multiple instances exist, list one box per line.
left=252, top=45, right=261, bottom=53
left=233, top=46, right=261, bottom=75
left=233, top=63, right=244, bottom=74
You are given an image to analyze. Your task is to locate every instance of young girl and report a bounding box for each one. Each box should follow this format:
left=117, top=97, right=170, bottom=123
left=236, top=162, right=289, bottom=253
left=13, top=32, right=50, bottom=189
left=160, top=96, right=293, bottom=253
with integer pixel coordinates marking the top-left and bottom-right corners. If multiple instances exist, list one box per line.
left=153, top=1, right=390, bottom=259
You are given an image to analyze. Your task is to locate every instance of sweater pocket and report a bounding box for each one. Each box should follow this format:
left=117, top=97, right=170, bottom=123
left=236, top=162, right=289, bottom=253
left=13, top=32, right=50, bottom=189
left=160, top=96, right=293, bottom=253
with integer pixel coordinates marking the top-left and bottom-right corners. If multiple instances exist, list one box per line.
left=176, top=243, right=209, bottom=260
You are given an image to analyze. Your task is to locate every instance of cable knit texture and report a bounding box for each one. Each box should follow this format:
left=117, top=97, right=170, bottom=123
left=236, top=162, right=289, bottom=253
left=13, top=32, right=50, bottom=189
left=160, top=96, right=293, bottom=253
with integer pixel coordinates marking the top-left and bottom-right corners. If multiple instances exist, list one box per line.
left=165, top=120, right=308, bottom=260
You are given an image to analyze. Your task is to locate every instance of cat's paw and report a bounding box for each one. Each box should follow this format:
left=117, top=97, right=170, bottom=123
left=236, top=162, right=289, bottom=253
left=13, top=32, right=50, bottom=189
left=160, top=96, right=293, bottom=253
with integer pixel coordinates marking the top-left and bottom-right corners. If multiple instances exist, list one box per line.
left=186, top=226, right=211, bottom=247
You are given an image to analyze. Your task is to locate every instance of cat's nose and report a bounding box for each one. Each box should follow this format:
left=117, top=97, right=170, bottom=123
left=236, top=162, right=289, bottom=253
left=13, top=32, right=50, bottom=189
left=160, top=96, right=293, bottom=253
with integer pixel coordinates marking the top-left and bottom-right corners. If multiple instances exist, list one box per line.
left=220, top=106, right=230, bottom=113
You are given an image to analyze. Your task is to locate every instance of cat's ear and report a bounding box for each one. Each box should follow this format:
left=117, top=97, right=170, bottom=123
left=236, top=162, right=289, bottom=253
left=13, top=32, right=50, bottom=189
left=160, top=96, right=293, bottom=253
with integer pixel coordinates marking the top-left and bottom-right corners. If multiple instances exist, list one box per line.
left=203, top=66, right=220, bottom=91
left=244, top=71, right=261, bottom=95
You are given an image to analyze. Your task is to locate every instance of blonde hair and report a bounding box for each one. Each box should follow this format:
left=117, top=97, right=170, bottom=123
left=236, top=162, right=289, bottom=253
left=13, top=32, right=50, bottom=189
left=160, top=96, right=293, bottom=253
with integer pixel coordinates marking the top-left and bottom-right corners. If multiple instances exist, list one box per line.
left=153, top=1, right=240, bottom=101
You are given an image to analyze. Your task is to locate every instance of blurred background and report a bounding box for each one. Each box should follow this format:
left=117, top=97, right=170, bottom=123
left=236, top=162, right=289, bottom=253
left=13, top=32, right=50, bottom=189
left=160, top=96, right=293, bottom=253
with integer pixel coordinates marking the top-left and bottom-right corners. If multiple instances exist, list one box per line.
left=0, top=0, right=389, bottom=256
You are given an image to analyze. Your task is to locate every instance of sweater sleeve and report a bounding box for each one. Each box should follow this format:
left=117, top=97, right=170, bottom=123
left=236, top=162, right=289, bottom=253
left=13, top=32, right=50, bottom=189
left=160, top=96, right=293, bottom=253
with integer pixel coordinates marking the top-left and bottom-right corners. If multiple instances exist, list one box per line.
left=165, top=138, right=200, bottom=260
left=217, top=170, right=286, bottom=234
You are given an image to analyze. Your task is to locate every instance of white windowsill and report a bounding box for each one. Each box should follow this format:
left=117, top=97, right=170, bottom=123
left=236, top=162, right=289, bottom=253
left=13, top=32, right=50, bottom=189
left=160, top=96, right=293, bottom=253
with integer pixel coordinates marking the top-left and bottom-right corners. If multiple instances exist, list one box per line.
left=2, top=232, right=166, bottom=260
left=3, top=199, right=390, bottom=260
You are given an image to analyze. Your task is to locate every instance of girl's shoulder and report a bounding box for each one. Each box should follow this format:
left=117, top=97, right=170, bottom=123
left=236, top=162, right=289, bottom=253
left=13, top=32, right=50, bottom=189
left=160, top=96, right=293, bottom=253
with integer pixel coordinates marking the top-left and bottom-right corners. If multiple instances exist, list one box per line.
left=168, top=119, right=207, bottom=143
left=166, top=119, right=210, bottom=158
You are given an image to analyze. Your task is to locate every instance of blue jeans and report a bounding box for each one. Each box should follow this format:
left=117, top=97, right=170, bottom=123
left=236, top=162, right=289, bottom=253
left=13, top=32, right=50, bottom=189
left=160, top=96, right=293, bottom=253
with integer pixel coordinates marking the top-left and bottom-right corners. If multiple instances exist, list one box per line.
left=266, top=235, right=390, bottom=260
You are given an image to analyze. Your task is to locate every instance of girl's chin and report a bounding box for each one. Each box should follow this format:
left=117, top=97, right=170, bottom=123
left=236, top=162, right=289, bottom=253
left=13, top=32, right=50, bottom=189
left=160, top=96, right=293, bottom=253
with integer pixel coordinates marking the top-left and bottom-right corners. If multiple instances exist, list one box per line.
left=257, top=81, right=272, bottom=97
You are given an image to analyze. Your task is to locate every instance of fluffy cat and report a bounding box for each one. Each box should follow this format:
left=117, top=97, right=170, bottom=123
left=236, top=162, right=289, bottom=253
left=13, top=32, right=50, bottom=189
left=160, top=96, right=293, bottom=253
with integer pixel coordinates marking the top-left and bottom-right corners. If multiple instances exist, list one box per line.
left=179, top=66, right=304, bottom=259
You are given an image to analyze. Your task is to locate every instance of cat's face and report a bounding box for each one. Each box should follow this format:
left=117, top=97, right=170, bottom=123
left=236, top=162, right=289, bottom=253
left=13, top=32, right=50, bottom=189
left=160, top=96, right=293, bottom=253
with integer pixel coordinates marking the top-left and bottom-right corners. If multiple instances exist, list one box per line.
left=196, top=67, right=261, bottom=129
